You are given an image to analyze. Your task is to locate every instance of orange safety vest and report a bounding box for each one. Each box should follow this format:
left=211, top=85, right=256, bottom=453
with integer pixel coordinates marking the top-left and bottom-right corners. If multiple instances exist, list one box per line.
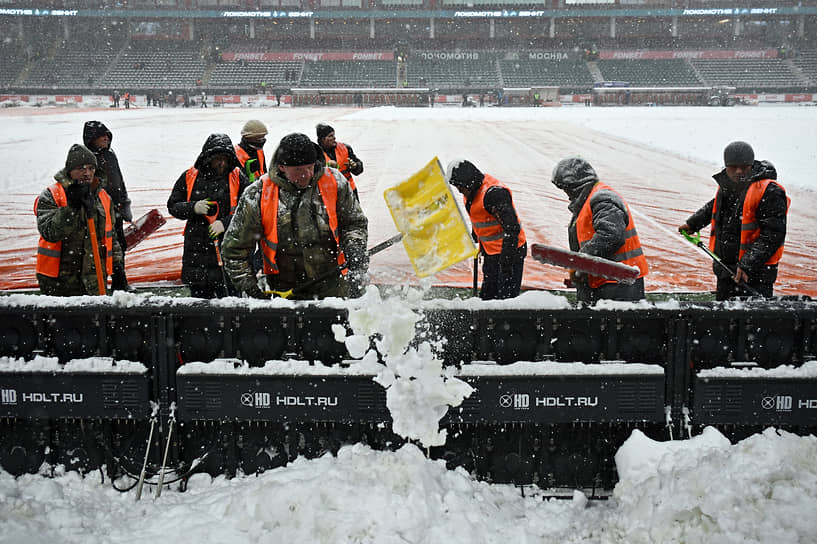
left=235, top=145, right=266, bottom=180
left=323, top=142, right=357, bottom=191
left=35, top=183, right=114, bottom=279
left=709, top=178, right=790, bottom=265
left=467, top=174, right=526, bottom=256
left=185, top=167, right=241, bottom=214
left=575, top=182, right=648, bottom=289
left=259, top=169, right=345, bottom=275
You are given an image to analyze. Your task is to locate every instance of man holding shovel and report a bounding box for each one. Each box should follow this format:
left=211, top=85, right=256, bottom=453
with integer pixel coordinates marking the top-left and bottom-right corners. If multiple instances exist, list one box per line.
left=35, top=144, right=122, bottom=296
left=222, top=133, right=368, bottom=300
left=679, top=141, right=789, bottom=300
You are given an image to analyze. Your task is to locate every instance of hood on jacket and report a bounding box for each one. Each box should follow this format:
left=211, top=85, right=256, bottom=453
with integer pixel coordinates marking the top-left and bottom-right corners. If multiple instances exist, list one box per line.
left=551, top=157, right=599, bottom=198
left=194, top=133, right=241, bottom=172
left=445, top=158, right=484, bottom=194
left=83, top=121, right=112, bottom=149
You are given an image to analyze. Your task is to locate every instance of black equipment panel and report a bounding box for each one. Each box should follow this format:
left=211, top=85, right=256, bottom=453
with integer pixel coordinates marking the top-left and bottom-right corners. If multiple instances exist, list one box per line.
left=693, top=376, right=817, bottom=426
left=449, top=373, right=666, bottom=424
left=0, top=371, right=149, bottom=419
left=176, top=373, right=389, bottom=422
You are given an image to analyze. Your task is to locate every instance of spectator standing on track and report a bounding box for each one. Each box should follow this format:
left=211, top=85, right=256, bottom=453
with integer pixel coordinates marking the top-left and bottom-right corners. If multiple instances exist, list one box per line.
left=167, top=134, right=250, bottom=299
left=316, top=123, right=364, bottom=200
left=445, top=158, right=527, bottom=300
left=551, top=156, right=648, bottom=304
left=35, top=144, right=122, bottom=296
left=83, top=120, right=132, bottom=291
left=679, top=141, right=789, bottom=300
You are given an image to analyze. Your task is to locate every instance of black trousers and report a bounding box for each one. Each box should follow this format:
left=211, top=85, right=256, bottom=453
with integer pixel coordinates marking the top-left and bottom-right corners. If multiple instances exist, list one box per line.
left=576, top=277, right=645, bottom=305
left=716, top=277, right=773, bottom=300
left=480, top=243, right=527, bottom=300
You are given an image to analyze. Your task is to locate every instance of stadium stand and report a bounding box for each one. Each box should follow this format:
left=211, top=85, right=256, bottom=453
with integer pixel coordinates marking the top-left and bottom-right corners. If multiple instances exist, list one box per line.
left=99, top=42, right=207, bottom=90
left=300, top=60, right=397, bottom=88
left=209, top=60, right=303, bottom=89
left=498, top=56, right=595, bottom=90
left=689, top=58, right=807, bottom=90
left=406, top=54, right=500, bottom=90
left=792, top=50, right=817, bottom=84
left=596, top=59, right=703, bottom=87
left=1, top=2, right=816, bottom=101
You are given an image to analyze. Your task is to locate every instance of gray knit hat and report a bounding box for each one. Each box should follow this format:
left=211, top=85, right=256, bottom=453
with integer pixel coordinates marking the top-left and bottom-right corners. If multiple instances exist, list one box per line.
left=241, top=119, right=268, bottom=139
left=65, top=144, right=98, bottom=172
left=723, top=141, right=754, bottom=166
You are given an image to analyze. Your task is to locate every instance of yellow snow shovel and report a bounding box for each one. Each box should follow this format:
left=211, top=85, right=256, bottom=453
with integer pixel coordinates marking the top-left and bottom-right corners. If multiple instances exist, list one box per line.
left=383, top=157, right=478, bottom=278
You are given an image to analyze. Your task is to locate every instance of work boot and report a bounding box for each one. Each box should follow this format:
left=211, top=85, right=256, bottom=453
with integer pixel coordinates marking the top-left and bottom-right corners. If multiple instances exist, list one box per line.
left=111, top=267, right=133, bottom=292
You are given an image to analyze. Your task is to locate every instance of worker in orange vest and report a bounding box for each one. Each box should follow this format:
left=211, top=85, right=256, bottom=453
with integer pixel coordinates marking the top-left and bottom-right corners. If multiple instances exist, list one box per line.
left=551, top=156, right=648, bottom=304
left=679, top=141, right=789, bottom=299
left=446, top=159, right=527, bottom=300
left=222, top=133, right=368, bottom=299
left=35, top=144, right=121, bottom=296
left=316, top=123, right=363, bottom=200
left=167, top=134, right=250, bottom=298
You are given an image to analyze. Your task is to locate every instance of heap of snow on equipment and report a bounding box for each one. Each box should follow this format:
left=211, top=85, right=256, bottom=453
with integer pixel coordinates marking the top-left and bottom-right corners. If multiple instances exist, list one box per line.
left=1, top=293, right=816, bottom=497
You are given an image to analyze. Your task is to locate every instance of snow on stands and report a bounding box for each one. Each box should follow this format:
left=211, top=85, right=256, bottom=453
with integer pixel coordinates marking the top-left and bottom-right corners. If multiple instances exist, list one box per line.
left=2, top=104, right=816, bottom=295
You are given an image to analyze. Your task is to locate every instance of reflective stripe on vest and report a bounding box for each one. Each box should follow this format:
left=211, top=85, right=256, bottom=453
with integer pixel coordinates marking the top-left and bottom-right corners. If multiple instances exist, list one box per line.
left=323, top=142, right=356, bottom=191
left=185, top=167, right=241, bottom=214
left=259, top=169, right=345, bottom=275
left=576, top=182, right=648, bottom=289
left=466, top=174, right=526, bottom=255
left=35, top=183, right=114, bottom=278
left=235, top=145, right=266, bottom=180
left=708, top=178, right=789, bottom=265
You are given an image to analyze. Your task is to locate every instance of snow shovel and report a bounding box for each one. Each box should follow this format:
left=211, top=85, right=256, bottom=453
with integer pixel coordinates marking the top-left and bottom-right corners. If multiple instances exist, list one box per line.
left=267, top=233, right=404, bottom=299
left=383, top=157, right=477, bottom=278
left=124, top=208, right=167, bottom=251
left=679, top=229, right=763, bottom=297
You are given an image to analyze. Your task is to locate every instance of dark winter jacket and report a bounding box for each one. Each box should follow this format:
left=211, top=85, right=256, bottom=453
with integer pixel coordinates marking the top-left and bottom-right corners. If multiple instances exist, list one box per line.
left=685, top=160, right=787, bottom=283
left=551, top=157, right=631, bottom=259
left=167, top=134, right=250, bottom=286
left=222, top=142, right=369, bottom=299
left=322, top=142, right=364, bottom=177
left=36, top=169, right=123, bottom=296
left=83, top=121, right=132, bottom=222
left=459, top=174, right=523, bottom=265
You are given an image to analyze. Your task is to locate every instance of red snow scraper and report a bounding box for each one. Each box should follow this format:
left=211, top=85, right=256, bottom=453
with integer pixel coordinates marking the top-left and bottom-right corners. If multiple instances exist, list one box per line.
left=531, top=243, right=640, bottom=283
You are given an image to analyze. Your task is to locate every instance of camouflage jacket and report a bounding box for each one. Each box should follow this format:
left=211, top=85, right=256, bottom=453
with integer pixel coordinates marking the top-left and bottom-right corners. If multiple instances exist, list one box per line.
left=222, top=153, right=368, bottom=299
left=35, top=169, right=124, bottom=296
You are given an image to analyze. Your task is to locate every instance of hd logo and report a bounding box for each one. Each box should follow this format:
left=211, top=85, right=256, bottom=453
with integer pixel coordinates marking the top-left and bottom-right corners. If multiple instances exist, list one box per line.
left=241, top=392, right=271, bottom=408
left=499, top=393, right=529, bottom=410
left=1, top=388, right=17, bottom=405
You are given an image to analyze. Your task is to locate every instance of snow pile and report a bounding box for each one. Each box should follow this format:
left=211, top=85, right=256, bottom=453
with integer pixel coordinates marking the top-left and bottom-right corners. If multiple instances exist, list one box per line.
left=340, top=285, right=473, bottom=447
left=612, top=427, right=817, bottom=543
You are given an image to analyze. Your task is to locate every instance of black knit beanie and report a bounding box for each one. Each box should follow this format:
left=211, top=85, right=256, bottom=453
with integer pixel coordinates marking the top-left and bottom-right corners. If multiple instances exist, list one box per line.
left=65, top=144, right=98, bottom=172
left=316, top=123, right=334, bottom=141
left=723, top=141, right=754, bottom=166
left=277, top=133, right=318, bottom=166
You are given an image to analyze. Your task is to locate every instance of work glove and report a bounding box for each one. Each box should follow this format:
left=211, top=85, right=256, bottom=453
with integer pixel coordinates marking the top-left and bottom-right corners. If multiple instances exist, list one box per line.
left=208, top=220, right=225, bottom=239
left=327, top=159, right=339, bottom=169
left=120, top=202, right=133, bottom=222
left=66, top=182, right=91, bottom=210
left=347, top=268, right=368, bottom=298
left=194, top=199, right=215, bottom=215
